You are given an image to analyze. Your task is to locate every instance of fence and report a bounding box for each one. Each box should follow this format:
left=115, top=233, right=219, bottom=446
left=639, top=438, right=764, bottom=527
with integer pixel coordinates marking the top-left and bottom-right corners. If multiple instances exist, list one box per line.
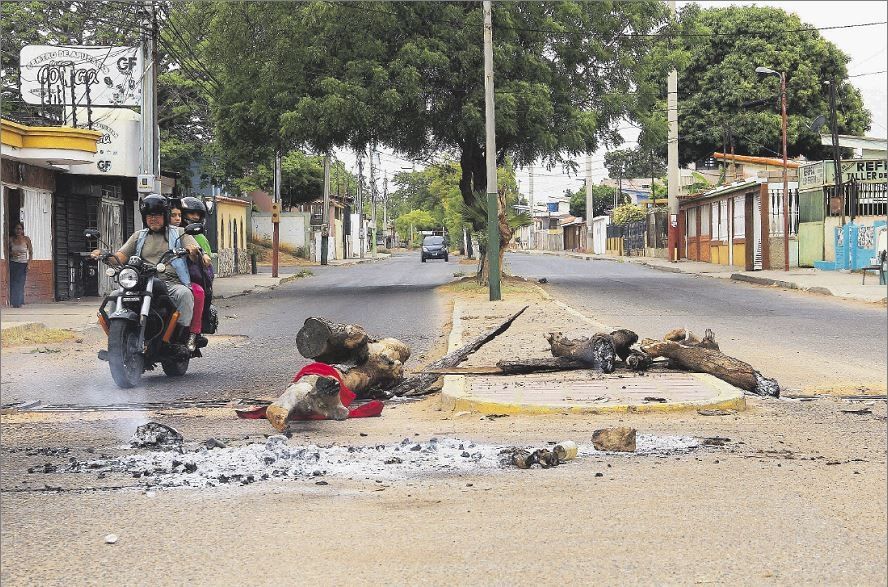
left=646, top=209, right=668, bottom=249
left=606, top=220, right=648, bottom=256
left=825, top=181, right=887, bottom=219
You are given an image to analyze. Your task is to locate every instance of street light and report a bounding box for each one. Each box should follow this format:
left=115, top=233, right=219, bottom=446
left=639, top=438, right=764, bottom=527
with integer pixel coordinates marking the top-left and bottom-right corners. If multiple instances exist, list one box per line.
left=756, top=66, right=790, bottom=271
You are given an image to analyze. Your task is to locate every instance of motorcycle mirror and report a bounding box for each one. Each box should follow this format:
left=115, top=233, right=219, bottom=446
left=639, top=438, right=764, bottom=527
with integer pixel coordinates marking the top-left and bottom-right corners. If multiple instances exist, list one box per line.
left=184, top=222, right=204, bottom=235
left=84, top=229, right=101, bottom=239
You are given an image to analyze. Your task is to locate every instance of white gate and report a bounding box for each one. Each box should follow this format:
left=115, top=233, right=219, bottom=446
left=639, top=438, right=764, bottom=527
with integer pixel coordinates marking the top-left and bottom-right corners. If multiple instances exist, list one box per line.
left=98, top=198, right=124, bottom=295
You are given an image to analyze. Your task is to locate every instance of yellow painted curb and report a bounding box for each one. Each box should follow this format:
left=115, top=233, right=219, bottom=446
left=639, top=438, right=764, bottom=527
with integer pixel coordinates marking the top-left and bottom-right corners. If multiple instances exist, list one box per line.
left=441, top=372, right=746, bottom=416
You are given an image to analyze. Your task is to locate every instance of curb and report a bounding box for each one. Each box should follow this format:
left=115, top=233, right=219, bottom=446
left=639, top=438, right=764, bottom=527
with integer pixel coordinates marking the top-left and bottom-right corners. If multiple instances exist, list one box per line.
left=440, top=298, right=747, bottom=416
left=441, top=372, right=747, bottom=416
left=215, top=273, right=303, bottom=300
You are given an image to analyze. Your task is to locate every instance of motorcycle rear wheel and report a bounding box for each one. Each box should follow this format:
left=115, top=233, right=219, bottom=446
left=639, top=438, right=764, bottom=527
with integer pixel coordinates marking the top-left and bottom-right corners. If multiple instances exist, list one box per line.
left=108, top=320, right=144, bottom=388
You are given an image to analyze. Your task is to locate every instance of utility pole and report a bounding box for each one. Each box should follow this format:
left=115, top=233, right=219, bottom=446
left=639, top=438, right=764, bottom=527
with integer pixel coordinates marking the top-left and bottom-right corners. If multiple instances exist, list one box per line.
left=483, top=0, right=501, bottom=301
left=139, top=0, right=159, bottom=189
left=272, top=151, right=281, bottom=277
left=666, top=0, right=680, bottom=262
left=357, top=152, right=365, bottom=258
left=780, top=71, right=789, bottom=272
left=585, top=154, right=594, bottom=253
left=383, top=171, right=388, bottom=248
left=321, top=154, right=330, bottom=265
left=827, top=79, right=845, bottom=227
left=528, top=166, right=535, bottom=250
left=370, top=143, right=377, bottom=259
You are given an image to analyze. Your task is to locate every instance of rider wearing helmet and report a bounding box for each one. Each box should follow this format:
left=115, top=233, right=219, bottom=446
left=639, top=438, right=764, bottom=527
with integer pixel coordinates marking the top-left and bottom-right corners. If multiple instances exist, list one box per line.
left=179, top=197, right=213, bottom=261
left=173, top=197, right=215, bottom=350
left=92, top=194, right=201, bottom=335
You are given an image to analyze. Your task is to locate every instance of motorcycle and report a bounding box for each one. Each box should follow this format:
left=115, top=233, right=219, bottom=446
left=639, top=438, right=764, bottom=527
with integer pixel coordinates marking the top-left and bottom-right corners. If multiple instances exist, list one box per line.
left=88, top=224, right=214, bottom=388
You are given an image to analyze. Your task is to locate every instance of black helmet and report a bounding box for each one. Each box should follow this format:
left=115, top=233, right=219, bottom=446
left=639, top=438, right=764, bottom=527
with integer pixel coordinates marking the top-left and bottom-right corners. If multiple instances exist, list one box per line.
left=139, top=194, right=170, bottom=227
left=180, top=197, right=207, bottom=225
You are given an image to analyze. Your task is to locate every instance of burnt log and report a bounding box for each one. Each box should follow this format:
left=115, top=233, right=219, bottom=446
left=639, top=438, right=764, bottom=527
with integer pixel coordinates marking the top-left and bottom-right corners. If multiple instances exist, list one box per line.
left=296, top=317, right=370, bottom=365
left=663, top=328, right=720, bottom=351
left=625, top=349, right=653, bottom=371
left=609, top=329, right=639, bottom=362
left=546, top=332, right=616, bottom=373
left=266, top=374, right=347, bottom=430
left=341, top=338, right=411, bottom=399
left=640, top=339, right=779, bottom=397
left=390, top=306, right=529, bottom=397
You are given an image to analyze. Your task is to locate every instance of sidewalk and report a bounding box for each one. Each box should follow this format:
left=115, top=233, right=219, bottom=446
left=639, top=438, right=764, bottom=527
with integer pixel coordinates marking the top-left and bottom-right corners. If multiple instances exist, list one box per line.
left=255, top=252, right=391, bottom=272
left=439, top=286, right=746, bottom=416
left=0, top=272, right=303, bottom=332
left=518, top=249, right=887, bottom=304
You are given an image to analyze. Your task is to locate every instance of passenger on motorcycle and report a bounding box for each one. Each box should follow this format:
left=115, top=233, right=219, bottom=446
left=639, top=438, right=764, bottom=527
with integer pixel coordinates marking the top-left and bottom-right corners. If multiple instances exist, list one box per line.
left=171, top=197, right=215, bottom=349
left=92, top=194, right=201, bottom=342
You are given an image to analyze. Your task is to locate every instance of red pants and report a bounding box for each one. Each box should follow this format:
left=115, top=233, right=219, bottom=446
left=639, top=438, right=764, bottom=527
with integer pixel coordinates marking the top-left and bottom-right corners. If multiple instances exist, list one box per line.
left=190, top=283, right=205, bottom=334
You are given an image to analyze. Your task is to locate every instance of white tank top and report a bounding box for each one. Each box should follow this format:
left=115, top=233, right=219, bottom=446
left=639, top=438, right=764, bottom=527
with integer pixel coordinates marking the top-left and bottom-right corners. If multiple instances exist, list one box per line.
left=10, top=240, right=29, bottom=263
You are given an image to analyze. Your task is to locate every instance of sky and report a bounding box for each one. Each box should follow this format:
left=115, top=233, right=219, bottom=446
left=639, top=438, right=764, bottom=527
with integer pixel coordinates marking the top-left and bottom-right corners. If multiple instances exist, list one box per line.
left=336, top=0, right=888, bottom=204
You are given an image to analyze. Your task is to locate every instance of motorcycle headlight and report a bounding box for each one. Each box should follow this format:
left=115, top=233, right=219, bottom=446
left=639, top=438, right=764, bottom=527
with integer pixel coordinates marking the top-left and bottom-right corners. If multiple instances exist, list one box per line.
left=117, top=267, right=139, bottom=289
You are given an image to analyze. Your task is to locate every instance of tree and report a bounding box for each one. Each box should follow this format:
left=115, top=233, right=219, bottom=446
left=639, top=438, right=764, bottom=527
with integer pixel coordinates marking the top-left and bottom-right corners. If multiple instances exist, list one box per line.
left=394, top=209, right=436, bottom=246
left=567, top=185, right=619, bottom=219
left=203, top=1, right=669, bottom=284
left=604, top=148, right=665, bottom=181
left=634, top=4, right=872, bottom=164
left=612, top=203, right=646, bottom=225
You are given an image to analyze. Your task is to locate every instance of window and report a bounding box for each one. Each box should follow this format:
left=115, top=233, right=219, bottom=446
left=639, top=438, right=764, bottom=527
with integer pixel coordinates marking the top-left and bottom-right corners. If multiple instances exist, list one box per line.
left=719, top=200, right=728, bottom=240
left=711, top=202, right=718, bottom=238
left=687, top=207, right=697, bottom=237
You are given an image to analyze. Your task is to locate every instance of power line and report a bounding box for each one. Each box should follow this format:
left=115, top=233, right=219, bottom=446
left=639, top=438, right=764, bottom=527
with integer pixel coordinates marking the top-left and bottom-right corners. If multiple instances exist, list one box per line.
left=847, top=70, right=887, bottom=78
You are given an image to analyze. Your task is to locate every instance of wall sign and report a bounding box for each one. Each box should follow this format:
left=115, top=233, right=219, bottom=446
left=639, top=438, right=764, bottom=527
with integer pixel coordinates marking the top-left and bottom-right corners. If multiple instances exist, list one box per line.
left=20, top=45, right=142, bottom=107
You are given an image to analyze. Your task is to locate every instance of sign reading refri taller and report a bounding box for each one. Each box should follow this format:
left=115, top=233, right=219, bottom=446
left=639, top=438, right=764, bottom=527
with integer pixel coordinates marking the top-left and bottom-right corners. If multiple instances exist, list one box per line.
left=798, top=159, right=888, bottom=189
left=19, top=45, right=142, bottom=107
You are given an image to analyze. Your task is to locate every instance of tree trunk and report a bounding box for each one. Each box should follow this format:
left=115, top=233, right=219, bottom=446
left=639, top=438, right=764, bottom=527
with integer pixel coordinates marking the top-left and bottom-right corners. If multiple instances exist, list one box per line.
left=640, top=339, right=779, bottom=397
left=340, top=338, right=411, bottom=399
left=390, top=305, right=529, bottom=396
left=546, top=332, right=616, bottom=373
left=296, top=317, right=369, bottom=365
left=266, top=374, right=348, bottom=431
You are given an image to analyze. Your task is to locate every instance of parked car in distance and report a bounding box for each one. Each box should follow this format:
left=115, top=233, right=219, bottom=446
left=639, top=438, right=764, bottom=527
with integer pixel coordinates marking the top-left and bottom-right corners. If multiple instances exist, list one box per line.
left=421, top=235, right=448, bottom=262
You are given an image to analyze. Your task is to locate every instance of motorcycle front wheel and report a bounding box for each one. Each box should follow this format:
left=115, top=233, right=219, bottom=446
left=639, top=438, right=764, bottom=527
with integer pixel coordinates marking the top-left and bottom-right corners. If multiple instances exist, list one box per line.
left=108, top=320, right=144, bottom=388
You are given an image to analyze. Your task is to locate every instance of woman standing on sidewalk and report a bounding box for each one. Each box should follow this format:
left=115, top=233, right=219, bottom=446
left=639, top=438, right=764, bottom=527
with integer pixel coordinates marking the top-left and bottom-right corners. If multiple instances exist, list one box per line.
left=7, top=222, right=33, bottom=307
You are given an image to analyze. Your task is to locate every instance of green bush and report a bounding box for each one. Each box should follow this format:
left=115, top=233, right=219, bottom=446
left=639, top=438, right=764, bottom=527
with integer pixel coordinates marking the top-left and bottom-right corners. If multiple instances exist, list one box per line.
left=612, top=203, right=646, bottom=225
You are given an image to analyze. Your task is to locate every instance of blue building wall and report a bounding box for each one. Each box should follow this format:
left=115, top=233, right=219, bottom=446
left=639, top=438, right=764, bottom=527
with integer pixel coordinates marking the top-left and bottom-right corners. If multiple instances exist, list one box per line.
left=817, top=220, right=887, bottom=270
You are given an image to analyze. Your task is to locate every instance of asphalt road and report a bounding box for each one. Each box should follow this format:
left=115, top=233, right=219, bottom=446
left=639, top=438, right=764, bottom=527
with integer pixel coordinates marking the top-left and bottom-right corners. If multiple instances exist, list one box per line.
left=506, top=253, right=888, bottom=394
left=1, top=252, right=457, bottom=406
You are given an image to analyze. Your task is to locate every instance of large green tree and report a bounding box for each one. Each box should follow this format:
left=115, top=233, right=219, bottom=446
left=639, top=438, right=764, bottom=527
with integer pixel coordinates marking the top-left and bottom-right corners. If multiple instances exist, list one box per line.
left=204, top=1, right=669, bottom=280
left=635, top=4, right=872, bottom=164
